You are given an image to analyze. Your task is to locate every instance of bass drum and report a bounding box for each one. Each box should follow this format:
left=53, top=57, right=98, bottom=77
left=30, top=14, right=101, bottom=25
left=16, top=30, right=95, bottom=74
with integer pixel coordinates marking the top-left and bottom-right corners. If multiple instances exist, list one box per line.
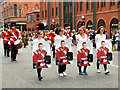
left=14, top=40, right=23, bottom=49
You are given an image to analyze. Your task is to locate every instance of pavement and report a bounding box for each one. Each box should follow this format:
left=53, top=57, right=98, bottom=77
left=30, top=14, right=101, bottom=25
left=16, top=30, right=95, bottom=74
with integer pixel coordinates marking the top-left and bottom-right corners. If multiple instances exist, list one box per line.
left=1, top=39, right=119, bottom=88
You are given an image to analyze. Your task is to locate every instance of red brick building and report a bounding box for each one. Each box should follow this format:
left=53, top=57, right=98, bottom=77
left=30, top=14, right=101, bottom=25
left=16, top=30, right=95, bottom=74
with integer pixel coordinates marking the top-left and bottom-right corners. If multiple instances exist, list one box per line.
left=40, top=1, right=119, bottom=38
left=26, top=9, right=39, bottom=32
left=2, top=1, right=39, bottom=31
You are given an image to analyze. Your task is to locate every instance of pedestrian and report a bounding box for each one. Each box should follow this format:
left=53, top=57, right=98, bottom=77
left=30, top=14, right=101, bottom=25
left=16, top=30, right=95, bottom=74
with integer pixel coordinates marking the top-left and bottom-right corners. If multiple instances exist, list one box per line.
left=77, top=42, right=90, bottom=75
left=97, top=41, right=110, bottom=75
left=55, top=40, right=69, bottom=77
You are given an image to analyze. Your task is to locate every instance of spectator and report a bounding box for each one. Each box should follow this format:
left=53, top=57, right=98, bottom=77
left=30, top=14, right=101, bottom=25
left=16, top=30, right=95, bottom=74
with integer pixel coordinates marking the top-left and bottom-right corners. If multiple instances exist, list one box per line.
left=112, top=32, right=116, bottom=51
left=115, top=30, right=119, bottom=51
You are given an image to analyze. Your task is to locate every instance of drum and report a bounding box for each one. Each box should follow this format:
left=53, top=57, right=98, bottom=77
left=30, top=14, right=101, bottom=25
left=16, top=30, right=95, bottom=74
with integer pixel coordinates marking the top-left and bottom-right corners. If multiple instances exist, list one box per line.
left=14, top=40, right=23, bottom=49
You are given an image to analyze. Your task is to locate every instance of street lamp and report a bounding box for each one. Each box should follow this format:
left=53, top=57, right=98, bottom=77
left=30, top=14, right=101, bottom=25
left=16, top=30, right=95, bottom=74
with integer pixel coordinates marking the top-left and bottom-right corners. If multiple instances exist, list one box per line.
left=52, top=19, right=55, bottom=23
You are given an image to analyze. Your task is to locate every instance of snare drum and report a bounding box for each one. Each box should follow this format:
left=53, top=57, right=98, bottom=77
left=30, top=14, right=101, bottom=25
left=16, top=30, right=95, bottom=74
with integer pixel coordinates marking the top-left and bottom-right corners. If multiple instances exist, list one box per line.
left=14, top=40, right=23, bottom=49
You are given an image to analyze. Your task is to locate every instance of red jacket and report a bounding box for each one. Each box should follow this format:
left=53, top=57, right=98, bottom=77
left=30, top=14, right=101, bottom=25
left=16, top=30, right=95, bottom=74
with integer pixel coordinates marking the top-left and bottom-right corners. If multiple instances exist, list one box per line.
left=1, top=31, right=9, bottom=43
left=49, top=32, right=56, bottom=41
left=9, top=29, right=20, bottom=44
left=56, top=46, right=69, bottom=65
left=33, top=49, right=47, bottom=68
left=97, top=47, right=109, bottom=64
left=77, top=48, right=90, bottom=66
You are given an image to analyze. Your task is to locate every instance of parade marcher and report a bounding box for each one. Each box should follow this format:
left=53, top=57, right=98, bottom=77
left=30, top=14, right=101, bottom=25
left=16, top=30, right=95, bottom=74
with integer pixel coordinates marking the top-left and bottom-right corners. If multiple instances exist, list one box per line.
left=22, top=31, right=29, bottom=48
left=95, top=26, right=107, bottom=72
left=55, top=40, right=69, bottom=77
left=9, top=22, right=20, bottom=61
left=77, top=42, right=90, bottom=75
left=95, top=26, right=106, bottom=44
left=31, top=23, right=45, bottom=49
left=53, top=28, right=67, bottom=58
left=54, top=28, right=67, bottom=40
left=76, top=27, right=89, bottom=44
left=1, top=24, right=10, bottom=57
left=97, top=41, right=110, bottom=75
left=33, top=43, right=47, bottom=80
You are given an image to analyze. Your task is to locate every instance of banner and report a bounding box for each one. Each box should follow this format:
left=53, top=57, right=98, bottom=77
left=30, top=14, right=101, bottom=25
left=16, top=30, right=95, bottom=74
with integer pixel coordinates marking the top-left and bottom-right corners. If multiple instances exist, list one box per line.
left=77, top=40, right=93, bottom=54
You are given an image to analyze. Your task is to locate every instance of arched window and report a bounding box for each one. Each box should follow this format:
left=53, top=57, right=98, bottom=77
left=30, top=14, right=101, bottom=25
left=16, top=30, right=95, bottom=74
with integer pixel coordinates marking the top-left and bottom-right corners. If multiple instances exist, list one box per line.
left=98, top=19, right=106, bottom=28
left=14, top=4, right=17, bottom=16
left=110, top=18, right=119, bottom=37
left=86, top=20, right=93, bottom=30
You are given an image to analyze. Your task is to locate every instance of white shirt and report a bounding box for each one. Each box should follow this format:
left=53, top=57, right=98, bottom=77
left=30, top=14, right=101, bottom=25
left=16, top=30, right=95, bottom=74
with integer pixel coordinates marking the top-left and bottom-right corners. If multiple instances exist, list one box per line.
left=54, top=35, right=66, bottom=40
left=33, top=38, right=45, bottom=42
left=76, top=34, right=88, bottom=40
left=115, top=33, right=119, bottom=41
left=95, top=34, right=106, bottom=40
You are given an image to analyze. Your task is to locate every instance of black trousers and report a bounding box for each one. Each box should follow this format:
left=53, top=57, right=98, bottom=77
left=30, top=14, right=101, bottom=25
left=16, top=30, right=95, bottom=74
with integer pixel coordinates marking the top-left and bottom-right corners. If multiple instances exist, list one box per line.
left=58, top=64, right=66, bottom=74
left=97, top=62, right=107, bottom=71
left=79, top=66, right=87, bottom=72
left=37, top=68, right=42, bottom=78
left=52, top=46, right=55, bottom=58
left=3, top=43, right=10, bottom=56
left=11, top=43, right=17, bottom=60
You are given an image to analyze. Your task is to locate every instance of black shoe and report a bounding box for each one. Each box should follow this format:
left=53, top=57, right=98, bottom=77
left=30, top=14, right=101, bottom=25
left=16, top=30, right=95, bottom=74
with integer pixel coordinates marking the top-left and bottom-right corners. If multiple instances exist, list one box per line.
left=13, top=59, right=17, bottom=61
left=7, top=55, right=10, bottom=57
left=38, top=77, right=43, bottom=81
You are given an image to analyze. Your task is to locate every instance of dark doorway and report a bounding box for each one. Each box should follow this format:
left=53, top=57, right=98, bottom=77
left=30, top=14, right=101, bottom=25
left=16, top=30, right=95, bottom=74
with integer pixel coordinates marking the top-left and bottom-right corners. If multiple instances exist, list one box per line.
left=64, top=2, right=72, bottom=29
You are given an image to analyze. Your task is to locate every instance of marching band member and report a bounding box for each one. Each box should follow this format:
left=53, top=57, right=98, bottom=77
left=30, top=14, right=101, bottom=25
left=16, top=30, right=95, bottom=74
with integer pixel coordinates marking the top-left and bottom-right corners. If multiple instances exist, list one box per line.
left=77, top=42, right=90, bottom=75
left=22, top=31, right=29, bottom=48
left=97, top=41, right=110, bottom=75
left=9, top=22, right=20, bottom=61
left=33, top=43, right=47, bottom=80
left=55, top=40, right=69, bottom=77
left=1, top=24, right=10, bottom=57
left=49, top=30, right=56, bottom=42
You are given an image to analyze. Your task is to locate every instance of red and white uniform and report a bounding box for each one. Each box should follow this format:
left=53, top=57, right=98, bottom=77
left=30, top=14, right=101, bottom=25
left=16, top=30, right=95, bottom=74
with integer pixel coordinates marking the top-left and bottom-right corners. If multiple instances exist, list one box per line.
left=49, top=32, right=56, bottom=42
left=97, top=47, right=109, bottom=64
left=1, top=31, right=9, bottom=43
left=9, top=29, right=20, bottom=44
left=33, top=49, right=47, bottom=68
left=77, top=48, right=90, bottom=66
left=56, top=47, right=69, bottom=65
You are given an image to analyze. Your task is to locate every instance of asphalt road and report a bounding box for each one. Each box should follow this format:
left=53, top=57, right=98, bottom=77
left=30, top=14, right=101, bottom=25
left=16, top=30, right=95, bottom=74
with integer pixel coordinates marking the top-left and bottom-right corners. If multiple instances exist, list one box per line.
left=1, top=39, right=119, bottom=88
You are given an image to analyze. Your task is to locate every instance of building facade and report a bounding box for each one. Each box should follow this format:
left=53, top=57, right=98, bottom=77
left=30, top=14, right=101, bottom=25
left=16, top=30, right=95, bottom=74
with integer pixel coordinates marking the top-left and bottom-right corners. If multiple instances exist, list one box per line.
left=40, top=1, right=119, bottom=38
left=26, top=9, right=39, bottom=32
left=2, top=1, right=40, bottom=31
